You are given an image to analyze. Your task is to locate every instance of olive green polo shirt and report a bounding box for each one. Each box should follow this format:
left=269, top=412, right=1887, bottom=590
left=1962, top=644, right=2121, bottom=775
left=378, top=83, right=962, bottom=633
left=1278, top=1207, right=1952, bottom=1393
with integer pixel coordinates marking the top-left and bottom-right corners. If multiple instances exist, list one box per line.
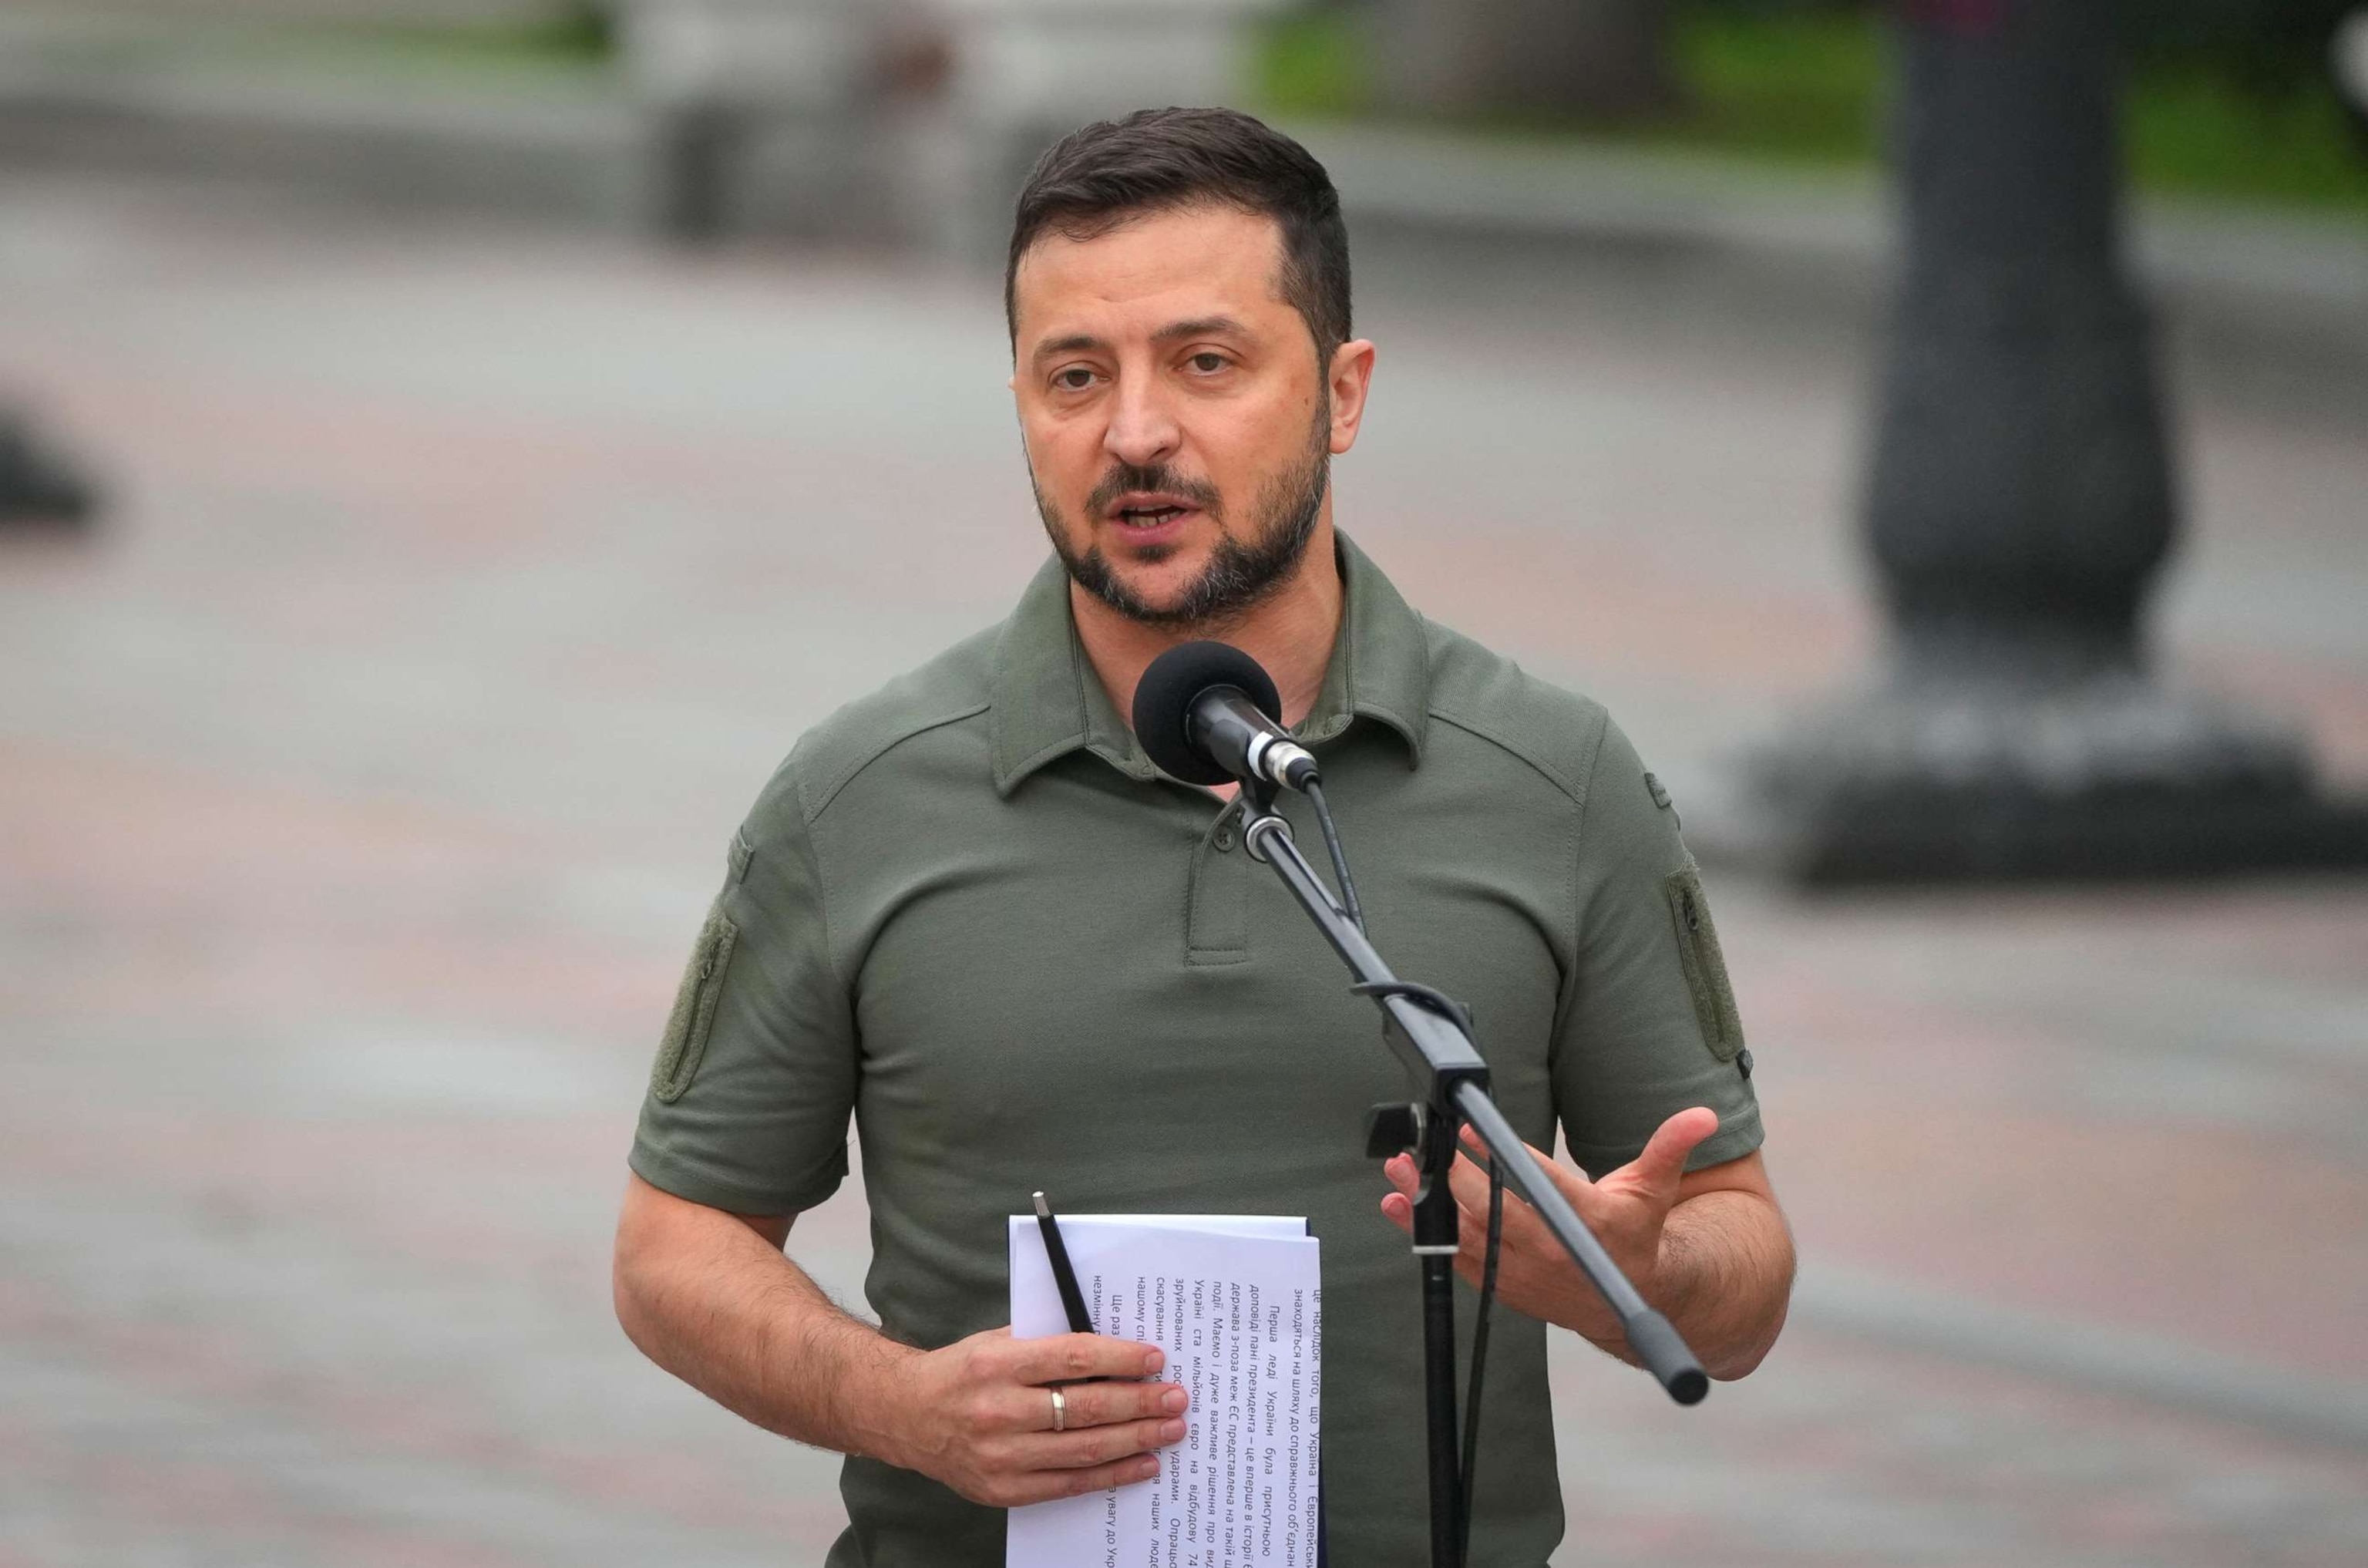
left=630, top=534, right=1762, bottom=1568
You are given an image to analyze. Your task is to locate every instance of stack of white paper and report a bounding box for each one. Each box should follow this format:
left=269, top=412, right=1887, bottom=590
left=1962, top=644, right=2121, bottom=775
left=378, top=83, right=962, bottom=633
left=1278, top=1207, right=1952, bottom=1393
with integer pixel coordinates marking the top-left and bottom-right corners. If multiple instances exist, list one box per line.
left=1007, top=1214, right=1321, bottom=1568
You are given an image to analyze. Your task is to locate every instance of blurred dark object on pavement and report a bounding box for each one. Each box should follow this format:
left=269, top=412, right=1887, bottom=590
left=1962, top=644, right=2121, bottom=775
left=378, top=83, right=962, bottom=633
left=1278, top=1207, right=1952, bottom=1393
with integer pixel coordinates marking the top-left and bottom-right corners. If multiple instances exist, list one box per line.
left=0, top=406, right=99, bottom=530
left=1705, top=0, right=2368, bottom=883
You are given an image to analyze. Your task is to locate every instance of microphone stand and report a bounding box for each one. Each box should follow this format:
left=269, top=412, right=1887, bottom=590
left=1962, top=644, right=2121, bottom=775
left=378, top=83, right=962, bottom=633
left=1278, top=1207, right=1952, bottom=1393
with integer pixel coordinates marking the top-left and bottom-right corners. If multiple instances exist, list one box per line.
left=1236, top=786, right=1708, bottom=1568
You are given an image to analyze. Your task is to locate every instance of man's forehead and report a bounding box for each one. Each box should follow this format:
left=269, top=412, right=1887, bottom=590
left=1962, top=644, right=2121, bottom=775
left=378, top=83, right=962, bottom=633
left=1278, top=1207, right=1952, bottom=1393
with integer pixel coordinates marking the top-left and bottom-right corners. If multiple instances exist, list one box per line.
left=1012, top=204, right=1293, bottom=348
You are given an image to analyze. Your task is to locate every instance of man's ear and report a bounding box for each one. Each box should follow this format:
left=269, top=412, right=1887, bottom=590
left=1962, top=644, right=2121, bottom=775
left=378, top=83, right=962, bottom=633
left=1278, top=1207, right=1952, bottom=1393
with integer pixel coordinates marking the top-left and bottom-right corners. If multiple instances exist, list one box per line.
left=1325, top=338, right=1378, bottom=456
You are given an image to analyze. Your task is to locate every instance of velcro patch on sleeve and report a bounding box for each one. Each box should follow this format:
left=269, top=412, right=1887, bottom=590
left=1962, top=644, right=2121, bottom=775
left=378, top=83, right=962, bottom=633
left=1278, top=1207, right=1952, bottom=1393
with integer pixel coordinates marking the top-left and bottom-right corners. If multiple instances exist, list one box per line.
left=651, top=903, right=740, bottom=1102
left=1664, top=863, right=1745, bottom=1062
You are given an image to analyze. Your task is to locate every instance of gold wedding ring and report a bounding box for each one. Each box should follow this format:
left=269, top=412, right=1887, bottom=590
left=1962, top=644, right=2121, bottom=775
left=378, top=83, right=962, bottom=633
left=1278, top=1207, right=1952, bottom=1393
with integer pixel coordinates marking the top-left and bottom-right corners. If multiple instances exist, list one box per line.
left=1049, top=1386, right=1067, bottom=1432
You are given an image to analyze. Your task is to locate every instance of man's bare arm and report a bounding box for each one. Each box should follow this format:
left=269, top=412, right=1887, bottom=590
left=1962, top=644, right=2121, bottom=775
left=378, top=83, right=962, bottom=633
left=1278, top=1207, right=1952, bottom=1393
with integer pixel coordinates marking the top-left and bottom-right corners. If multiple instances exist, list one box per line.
left=612, top=1174, right=910, bottom=1455
left=1381, top=1109, right=1794, bottom=1380
left=1643, top=1166, right=1794, bottom=1378
left=611, top=1173, right=1192, bottom=1506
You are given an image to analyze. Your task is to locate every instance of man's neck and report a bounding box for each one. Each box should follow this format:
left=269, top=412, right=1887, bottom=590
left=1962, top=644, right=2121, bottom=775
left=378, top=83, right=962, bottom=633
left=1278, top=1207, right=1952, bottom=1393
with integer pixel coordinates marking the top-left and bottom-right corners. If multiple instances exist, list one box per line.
left=1074, top=516, right=1344, bottom=739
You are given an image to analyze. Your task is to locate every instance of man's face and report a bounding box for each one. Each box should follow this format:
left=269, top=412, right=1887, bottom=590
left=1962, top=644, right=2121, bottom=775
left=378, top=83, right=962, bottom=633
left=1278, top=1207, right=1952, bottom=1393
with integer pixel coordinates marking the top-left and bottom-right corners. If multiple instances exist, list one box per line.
left=1009, top=204, right=1342, bottom=627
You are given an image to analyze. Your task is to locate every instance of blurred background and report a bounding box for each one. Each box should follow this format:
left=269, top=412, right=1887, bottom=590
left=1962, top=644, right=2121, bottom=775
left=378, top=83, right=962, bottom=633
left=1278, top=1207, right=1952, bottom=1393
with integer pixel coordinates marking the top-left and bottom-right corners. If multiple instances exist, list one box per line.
left=2, top=1, right=2363, bottom=1563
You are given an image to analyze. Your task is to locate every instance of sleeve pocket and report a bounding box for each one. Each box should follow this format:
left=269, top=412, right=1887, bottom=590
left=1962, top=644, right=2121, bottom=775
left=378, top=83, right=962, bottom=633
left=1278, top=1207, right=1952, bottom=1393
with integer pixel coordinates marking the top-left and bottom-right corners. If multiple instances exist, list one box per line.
left=651, top=903, right=740, bottom=1102
left=1664, top=863, right=1746, bottom=1062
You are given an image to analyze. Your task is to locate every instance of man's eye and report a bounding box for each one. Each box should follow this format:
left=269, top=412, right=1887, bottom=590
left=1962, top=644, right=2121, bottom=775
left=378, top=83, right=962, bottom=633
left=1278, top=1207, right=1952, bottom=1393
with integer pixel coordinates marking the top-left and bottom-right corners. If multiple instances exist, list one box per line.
left=1054, top=368, right=1095, bottom=391
left=1189, top=352, right=1226, bottom=373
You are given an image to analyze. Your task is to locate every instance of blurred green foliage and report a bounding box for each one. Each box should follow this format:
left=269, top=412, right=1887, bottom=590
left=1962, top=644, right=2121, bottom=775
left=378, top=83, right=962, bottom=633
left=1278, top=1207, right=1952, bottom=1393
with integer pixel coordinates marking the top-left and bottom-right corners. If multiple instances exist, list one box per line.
left=201, top=3, right=615, bottom=86
left=307, top=5, right=612, bottom=66
left=2124, top=59, right=2368, bottom=208
left=1262, top=8, right=1373, bottom=119
left=1667, top=7, right=1887, bottom=161
left=1257, top=2, right=2368, bottom=215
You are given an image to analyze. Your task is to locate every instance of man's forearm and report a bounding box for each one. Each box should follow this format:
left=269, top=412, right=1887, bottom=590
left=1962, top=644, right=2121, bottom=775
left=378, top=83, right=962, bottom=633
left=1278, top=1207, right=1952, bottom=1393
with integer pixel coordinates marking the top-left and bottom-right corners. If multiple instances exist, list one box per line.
left=613, top=1177, right=917, bottom=1464
left=1645, top=1189, right=1794, bottom=1380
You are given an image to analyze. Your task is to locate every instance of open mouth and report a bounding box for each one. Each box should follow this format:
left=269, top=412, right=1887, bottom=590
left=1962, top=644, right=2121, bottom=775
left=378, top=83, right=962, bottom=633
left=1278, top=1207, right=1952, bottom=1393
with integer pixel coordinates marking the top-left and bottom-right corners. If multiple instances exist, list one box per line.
left=1105, top=490, right=1205, bottom=531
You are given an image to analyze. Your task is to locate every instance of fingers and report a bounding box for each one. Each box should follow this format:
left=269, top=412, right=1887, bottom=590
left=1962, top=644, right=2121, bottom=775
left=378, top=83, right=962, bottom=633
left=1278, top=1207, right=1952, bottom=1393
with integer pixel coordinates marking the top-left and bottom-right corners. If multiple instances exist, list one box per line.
left=1455, top=1124, right=1586, bottom=1189
left=1009, top=1412, right=1190, bottom=1473
left=1381, top=1144, right=1575, bottom=1234
left=1021, top=1376, right=1189, bottom=1432
left=1380, top=1150, right=1548, bottom=1285
left=1007, top=1332, right=1166, bottom=1386
left=1451, top=1131, right=1579, bottom=1206
left=994, top=1448, right=1169, bottom=1507
left=1378, top=1148, right=1590, bottom=1320
left=934, top=1329, right=1189, bottom=1510
left=971, top=1389, right=1187, bottom=1508
left=1621, top=1106, right=1720, bottom=1196
left=1378, top=1152, right=1417, bottom=1231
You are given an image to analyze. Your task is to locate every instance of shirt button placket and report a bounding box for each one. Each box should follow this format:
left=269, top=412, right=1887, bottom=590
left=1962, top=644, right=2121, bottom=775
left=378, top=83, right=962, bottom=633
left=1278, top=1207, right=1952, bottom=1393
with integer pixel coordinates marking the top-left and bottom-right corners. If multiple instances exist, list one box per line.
left=1185, top=802, right=1250, bottom=963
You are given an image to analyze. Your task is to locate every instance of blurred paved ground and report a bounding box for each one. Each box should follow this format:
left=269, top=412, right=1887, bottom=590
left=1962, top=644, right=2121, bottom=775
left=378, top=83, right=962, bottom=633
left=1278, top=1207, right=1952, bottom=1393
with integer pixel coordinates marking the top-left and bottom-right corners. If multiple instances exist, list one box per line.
left=2, top=171, right=2363, bottom=1566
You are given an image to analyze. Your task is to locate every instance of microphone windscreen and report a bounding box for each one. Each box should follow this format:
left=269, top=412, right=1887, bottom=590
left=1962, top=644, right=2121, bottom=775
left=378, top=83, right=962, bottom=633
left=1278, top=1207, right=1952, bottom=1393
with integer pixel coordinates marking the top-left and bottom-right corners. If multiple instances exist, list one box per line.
left=1131, top=641, right=1283, bottom=786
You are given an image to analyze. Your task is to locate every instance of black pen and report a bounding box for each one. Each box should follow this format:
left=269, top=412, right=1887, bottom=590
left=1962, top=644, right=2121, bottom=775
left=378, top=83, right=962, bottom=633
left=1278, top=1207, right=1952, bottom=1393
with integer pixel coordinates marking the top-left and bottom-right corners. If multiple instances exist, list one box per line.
left=1032, top=1190, right=1095, bottom=1334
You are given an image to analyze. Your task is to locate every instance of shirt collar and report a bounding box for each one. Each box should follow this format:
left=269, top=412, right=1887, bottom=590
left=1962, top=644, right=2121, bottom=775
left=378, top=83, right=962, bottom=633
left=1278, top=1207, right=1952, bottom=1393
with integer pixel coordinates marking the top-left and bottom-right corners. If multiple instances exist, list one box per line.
left=990, top=531, right=1431, bottom=797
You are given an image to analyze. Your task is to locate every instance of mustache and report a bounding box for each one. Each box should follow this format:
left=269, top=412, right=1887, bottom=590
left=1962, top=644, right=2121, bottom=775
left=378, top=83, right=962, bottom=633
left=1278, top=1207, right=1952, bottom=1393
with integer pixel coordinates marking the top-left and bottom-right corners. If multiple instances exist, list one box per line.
left=1083, top=463, right=1223, bottom=517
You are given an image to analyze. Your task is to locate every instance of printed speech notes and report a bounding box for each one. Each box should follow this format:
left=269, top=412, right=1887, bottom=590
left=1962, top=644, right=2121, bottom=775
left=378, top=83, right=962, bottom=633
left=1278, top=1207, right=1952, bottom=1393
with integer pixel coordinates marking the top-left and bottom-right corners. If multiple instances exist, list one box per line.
left=1007, top=1215, right=1321, bottom=1568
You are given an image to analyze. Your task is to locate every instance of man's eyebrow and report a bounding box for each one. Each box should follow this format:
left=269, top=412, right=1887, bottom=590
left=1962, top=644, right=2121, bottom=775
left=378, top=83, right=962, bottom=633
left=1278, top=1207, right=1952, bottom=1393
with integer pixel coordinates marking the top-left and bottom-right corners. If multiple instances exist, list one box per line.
left=1152, top=315, right=1251, bottom=342
left=1028, top=317, right=1255, bottom=363
left=1031, top=332, right=1107, bottom=362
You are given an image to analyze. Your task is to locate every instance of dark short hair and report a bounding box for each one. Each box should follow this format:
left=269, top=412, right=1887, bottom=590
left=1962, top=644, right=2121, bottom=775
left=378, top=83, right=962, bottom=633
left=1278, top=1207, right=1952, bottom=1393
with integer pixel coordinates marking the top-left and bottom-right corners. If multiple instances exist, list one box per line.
left=1005, top=107, right=1351, bottom=364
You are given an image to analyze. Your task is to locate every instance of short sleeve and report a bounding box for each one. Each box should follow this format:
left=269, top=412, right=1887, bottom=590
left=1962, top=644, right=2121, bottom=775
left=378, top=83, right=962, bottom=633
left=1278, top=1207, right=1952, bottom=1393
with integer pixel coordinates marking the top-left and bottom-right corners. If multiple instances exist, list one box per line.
left=628, top=777, right=859, bottom=1216
left=1552, top=715, right=1764, bottom=1179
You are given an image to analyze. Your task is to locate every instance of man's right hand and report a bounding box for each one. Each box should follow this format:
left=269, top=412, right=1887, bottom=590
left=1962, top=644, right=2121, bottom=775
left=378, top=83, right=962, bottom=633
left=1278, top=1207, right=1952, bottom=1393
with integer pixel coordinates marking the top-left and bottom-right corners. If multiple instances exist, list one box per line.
left=883, top=1327, right=1189, bottom=1508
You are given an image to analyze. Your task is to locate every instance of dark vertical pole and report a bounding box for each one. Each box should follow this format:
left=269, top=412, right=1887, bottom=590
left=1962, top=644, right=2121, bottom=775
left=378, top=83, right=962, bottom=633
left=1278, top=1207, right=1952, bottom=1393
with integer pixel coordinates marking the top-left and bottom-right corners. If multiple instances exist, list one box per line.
left=1870, top=0, right=2170, bottom=685
left=653, top=99, right=741, bottom=243
left=1414, top=1124, right=1465, bottom=1568
left=1711, top=0, right=2368, bottom=883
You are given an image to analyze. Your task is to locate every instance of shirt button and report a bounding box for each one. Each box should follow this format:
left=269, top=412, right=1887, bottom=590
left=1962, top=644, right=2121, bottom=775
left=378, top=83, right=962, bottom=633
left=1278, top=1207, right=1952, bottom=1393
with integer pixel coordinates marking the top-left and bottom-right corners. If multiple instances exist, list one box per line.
left=1213, top=826, right=1237, bottom=853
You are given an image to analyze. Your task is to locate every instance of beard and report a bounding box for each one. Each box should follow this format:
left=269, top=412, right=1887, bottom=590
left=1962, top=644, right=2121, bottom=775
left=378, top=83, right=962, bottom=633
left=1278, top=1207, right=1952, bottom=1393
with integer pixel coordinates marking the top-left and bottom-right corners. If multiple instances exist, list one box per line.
left=1032, top=403, right=1330, bottom=631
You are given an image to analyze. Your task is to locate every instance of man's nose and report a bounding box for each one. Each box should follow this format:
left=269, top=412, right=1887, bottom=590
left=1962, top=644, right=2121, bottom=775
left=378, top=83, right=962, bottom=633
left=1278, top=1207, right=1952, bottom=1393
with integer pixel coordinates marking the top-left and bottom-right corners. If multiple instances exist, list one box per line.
left=1102, top=374, right=1181, bottom=469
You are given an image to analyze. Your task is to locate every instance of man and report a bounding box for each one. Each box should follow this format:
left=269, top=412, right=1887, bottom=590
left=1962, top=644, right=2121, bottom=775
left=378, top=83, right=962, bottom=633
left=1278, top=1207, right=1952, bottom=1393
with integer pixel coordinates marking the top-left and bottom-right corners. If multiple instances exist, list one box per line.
left=614, top=107, right=1793, bottom=1566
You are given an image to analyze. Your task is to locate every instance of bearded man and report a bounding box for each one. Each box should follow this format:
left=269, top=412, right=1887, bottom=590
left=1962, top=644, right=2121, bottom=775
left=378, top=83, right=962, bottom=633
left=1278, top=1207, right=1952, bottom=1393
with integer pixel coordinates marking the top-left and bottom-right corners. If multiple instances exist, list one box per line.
left=613, top=106, right=1794, bottom=1567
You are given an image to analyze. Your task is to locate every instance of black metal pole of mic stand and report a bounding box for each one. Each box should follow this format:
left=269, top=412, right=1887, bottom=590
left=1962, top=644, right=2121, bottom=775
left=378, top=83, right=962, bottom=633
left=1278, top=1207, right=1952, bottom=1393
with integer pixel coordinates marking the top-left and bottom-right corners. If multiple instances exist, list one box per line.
left=1237, top=796, right=1709, bottom=1568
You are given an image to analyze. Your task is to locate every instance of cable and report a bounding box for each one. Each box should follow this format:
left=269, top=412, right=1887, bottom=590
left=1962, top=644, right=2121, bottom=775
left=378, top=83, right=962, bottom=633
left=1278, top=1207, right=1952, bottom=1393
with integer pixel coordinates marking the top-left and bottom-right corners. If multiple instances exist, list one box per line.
left=1295, top=783, right=1503, bottom=1551
left=1458, top=1156, right=1505, bottom=1563
left=1302, top=779, right=1364, bottom=934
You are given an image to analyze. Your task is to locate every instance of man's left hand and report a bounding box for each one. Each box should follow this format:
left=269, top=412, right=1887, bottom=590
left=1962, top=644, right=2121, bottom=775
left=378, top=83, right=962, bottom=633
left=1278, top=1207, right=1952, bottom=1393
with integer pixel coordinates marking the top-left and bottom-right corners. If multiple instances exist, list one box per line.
left=1378, top=1106, right=1719, bottom=1348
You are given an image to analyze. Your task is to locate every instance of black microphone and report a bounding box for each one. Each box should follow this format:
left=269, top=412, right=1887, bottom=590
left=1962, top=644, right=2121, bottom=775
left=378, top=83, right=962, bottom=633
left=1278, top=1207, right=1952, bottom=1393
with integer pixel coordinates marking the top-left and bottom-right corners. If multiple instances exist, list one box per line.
left=1132, top=641, right=1319, bottom=792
